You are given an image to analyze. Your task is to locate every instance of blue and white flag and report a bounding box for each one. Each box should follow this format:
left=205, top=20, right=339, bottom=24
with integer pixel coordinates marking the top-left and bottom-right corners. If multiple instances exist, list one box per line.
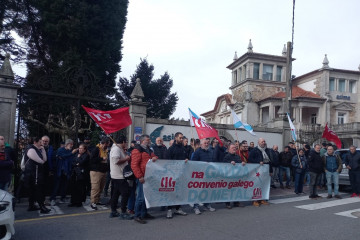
left=188, top=108, right=200, bottom=127
left=287, top=113, right=297, bottom=141
left=231, top=109, right=256, bottom=136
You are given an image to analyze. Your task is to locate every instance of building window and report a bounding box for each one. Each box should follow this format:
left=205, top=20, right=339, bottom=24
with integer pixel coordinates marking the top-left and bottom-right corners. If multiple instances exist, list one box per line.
left=349, top=80, right=356, bottom=93
left=329, top=78, right=335, bottom=91
left=239, top=67, right=243, bottom=81
left=262, top=64, right=273, bottom=80
left=233, top=71, right=237, bottom=84
left=338, top=113, right=345, bottom=124
left=276, top=66, right=282, bottom=81
left=311, top=114, right=317, bottom=124
left=338, top=79, right=346, bottom=92
left=253, top=63, right=260, bottom=79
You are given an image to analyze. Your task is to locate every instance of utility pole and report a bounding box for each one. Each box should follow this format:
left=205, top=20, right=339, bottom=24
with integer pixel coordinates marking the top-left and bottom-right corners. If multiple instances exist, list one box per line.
left=285, top=41, right=292, bottom=117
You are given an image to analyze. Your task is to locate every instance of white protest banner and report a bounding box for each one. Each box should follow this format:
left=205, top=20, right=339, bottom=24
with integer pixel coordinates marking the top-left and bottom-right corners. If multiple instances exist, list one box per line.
left=143, top=160, right=270, bottom=208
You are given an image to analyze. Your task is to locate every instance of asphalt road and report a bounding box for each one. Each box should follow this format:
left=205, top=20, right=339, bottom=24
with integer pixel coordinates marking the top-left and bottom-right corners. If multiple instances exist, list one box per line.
left=14, top=185, right=360, bottom=240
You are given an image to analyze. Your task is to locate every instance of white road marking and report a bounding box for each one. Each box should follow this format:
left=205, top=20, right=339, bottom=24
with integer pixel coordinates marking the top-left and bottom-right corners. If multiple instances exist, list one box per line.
left=334, top=208, right=360, bottom=218
left=295, top=197, right=360, bottom=210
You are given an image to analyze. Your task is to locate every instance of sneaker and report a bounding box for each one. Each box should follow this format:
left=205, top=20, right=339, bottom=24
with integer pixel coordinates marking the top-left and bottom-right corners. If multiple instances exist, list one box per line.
left=309, top=195, right=317, bottom=199
left=351, top=193, right=357, bottom=197
left=315, top=195, right=322, bottom=199
left=271, top=184, right=277, bottom=189
left=59, top=198, right=66, bottom=204
left=194, top=208, right=201, bottom=215
left=260, top=200, right=269, bottom=205
left=50, top=200, right=56, bottom=206
left=327, top=195, right=332, bottom=199
left=90, top=203, right=98, bottom=210
left=206, top=205, right=216, bottom=212
left=226, top=204, right=232, bottom=209
left=97, top=202, right=105, bottom=206
left=286, top=186, right=291, bottom=189
left=134, top=217, right=146, bottom=224
left=253, top=201, right=260, bottom=207
left=334, top=195, right=342, bottom=199
left=109, top=211, right=120, bottom=218
left=175, top=208, right=187, bottom=216
left=166, top=209, right=173, bottom=219
left=120, top=213, right=133, bottom=220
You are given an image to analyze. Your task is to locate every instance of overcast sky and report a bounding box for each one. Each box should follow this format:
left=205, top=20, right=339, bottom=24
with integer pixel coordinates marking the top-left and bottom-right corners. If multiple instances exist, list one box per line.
left=119, top=0, right=360, bottom=119
left=11, top=0, right=360, bottom=120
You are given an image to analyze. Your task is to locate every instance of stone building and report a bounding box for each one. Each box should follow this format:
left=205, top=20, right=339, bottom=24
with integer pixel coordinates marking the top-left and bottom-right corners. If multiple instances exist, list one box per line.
left=202, top=40, right=360, bottom=147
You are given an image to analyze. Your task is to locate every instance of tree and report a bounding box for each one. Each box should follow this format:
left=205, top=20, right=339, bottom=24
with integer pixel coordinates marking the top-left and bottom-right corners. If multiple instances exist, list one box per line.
left=17, top=0, right=129, bottom=97
left=117, top=58, right=179, bottom=119
left=0, top=0, right=26, bottom=62
left=13, top=0, right=129, bottom=141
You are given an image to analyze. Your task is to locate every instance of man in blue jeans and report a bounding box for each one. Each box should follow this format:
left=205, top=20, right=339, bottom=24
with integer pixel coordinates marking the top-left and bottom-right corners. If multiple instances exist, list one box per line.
left=278, top=146, right=293, bottom=189
left=322, top=146, right=342, bottom=199
left=131, top=135, right=158, bottom=224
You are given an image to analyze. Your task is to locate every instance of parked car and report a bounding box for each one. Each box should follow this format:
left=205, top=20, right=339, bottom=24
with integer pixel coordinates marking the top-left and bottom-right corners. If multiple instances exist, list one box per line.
left=335, top=148, right=360, bottom=186
left=0, top=189, right=15, bottom=240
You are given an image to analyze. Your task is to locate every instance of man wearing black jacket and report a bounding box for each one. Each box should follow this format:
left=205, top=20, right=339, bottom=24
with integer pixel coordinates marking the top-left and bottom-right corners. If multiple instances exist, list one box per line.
left=89, top=137, right=110, bottom=210
left=308, top=144, right=324, bottom=199
left=165, top=132, right=188, bottom=218
left=151, top=137, right=167, bottom=159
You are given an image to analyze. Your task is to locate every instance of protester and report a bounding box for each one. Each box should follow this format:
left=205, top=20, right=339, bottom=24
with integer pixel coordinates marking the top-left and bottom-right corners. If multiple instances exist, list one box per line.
left=224, top=143, right=245, bottom=208
left=322, top=145, right=342, bottom=199
left=237, top=141, right=249, bottom=163
left=292, top=149, right=307, bottom=194
left=183, top=137, right=194, bottom=159
left=271, top=145, right=280, bottom=188
left=152, top=137, right=167, bottom=159
left=345, top=146, right=360, bottom=197
left=191, top=138, right=216, bottom=214
left=0, top=139, right=14, bottom=191
left=89, top=137, right=110, bottom=210
left=67, top=143, right=90, bottom=207
left=248, top=141, right=255, bottom=152
left=214, top=138, right=228, bottom=162
left=41, top=135, right=55, bottom=201
left=303, top=144, right=311, bottom=186
left=165, top=132, right=188, bottom=218
left=308, top=144, right=324, bottom=199
left=131, top=134, right=158, bottom=224
left=278, top=146, right=292, bottom=189
left=50, top=139, right=77, bottom=206
left=248, top=138, right=273, bottom=207
left=23, top=137, right=51, bottom=213
left=109, top=135, right=132, bottom=219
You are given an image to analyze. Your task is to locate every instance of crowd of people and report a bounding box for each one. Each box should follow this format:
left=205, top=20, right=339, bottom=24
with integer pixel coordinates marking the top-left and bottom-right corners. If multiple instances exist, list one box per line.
left=0, top=133, right=360, bottom=224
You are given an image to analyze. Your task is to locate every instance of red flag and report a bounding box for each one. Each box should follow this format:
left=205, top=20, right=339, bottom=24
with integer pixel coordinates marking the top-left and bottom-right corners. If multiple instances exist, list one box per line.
left=192, top=117, right=222, bottom=145
left=82, top=105, right=132, bottom=134
left=322, top=123, right=342, bottom=149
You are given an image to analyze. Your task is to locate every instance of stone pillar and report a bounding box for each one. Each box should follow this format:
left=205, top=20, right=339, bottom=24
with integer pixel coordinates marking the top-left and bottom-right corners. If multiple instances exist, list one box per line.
left=259, top=63, right=263, bottom=80
left=127, top=78, right=148, bottom=147
left=0, top=54, right=19, bottom=147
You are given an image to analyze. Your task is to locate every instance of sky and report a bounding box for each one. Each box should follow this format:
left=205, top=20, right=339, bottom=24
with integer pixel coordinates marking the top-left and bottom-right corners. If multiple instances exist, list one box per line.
left=11, top=0, right=360, bottom=120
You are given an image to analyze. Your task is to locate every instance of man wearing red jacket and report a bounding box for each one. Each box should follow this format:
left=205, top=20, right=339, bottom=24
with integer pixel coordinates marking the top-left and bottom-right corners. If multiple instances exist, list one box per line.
left=131, top=134, right=158, bottom=224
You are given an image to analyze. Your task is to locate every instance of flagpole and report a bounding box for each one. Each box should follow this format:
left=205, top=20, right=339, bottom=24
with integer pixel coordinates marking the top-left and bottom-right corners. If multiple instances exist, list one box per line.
left=235, top=128, right=240, bottom=142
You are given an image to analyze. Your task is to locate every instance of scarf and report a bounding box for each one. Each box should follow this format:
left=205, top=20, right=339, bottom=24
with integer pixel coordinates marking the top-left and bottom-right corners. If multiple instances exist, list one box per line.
left=257, top=146, right=270, bottom=163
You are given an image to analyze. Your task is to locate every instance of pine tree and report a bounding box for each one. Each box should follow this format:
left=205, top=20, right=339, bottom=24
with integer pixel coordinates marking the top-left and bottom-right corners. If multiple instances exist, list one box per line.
left=117, top=58, right=179, bottom=119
